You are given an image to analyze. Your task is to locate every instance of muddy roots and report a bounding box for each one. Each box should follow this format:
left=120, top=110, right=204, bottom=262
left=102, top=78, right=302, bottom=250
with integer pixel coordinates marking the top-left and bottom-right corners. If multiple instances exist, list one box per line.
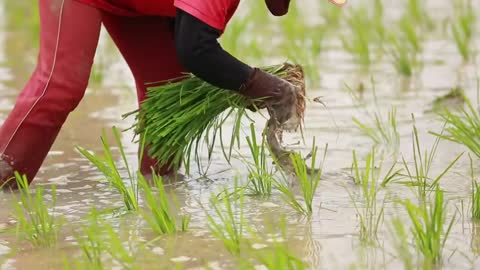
left=266, top=63, right=308, bottom=175
left=282, top=63, right=306, bottom=128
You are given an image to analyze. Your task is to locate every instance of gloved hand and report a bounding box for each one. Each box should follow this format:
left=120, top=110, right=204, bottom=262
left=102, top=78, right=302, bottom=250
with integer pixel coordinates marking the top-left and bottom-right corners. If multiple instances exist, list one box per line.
left=265, top=0, right=291, bottom=16
left=239, top=68, right=298, bottom=124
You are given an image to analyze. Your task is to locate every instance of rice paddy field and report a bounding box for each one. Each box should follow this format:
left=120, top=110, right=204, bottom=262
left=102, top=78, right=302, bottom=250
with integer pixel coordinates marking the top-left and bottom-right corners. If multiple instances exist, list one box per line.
left=1, top=0, right=480, bottom=269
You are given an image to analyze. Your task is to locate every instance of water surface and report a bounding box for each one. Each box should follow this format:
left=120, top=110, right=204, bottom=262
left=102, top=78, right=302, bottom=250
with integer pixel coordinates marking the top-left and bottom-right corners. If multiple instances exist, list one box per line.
left=1, top=1, right=480, bottom=269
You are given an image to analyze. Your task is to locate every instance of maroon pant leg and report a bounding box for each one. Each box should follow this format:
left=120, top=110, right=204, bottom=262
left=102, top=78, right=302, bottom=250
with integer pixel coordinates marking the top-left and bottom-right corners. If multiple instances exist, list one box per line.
left=0, top=0, right=102, bottom=185
left=101, top=14, right=186, bottom=176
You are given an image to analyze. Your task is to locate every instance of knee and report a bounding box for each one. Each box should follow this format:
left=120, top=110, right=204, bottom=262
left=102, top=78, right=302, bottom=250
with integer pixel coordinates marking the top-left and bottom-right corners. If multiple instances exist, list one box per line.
left=53, top=50, right=94, bottom=89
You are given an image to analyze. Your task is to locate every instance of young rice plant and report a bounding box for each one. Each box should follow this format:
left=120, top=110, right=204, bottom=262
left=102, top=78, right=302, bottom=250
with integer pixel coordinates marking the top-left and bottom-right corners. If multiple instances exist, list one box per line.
left=353, top=107, right=400, bottom=151
left=390, top=217, right=415, bottom=270
left=432, top=90, right=480, bottom=158
left=341, top=6, right=374, bottom=68
left=243, top=124, right=275, bottom=196
left=274, top=139, right=326, bottom=216
left=73, top=209, right=139, bottom=270
left=405, top=0, right=434, bottom=31
left=403, top=119, right=462, bottom=199
left=469, top=155, right=480, bottom=220
left=138, top=173, right=190, bottom=235
left=205, top=185, right=246, bottom=255
left=386, top=18, right=420, bottom=78
left=401, top=185, right=456, bottom=266
left=11, top=172, right=60, bottom=248
left=73, top=211, right=106, bottom=270
left=349, top=149, right=386, bottom=245
left=451, top=0, right=476, bottom=62
left=76, top=127, right=140, bottom=212
left=242, top=217, right=308, bottom=270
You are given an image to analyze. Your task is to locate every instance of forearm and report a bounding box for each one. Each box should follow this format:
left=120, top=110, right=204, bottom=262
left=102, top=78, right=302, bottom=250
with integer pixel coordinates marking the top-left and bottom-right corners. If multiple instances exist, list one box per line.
left=174, top=9, right=252, bottom=91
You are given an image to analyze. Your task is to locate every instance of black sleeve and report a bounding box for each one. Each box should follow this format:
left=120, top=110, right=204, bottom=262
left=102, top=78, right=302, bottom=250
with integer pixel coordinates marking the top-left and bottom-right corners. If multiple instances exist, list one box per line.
left=174, top=9, right=253, bottom=91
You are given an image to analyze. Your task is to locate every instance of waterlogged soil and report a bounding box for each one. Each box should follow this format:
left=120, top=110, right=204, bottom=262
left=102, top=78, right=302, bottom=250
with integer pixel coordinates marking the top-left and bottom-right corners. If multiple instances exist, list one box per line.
left=1, top=1, right=480, bottom=269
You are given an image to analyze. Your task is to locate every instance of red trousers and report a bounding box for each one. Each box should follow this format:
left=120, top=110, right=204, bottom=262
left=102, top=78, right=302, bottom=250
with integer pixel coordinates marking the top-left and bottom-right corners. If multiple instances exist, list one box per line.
left=0, top=0, right=185, bottom=184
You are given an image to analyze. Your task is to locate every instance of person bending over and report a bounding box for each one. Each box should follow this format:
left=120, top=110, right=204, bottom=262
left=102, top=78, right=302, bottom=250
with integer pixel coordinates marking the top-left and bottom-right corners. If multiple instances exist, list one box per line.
left=0, top=0, right=297, bottom=188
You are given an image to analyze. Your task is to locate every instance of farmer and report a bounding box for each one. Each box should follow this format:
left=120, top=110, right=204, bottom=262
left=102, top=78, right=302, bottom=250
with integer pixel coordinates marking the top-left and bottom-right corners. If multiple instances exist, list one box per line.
left=0, top=0, right=298, bottom=188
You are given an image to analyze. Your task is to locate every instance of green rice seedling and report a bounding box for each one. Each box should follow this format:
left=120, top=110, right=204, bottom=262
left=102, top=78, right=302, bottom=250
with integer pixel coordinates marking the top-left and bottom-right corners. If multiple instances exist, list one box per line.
left=386, top=14, right=423, bottom=77
left=64, top=258, right=94, bottom=270
left=341, top=6, right=374, bottom=68
left=353, top=107, right=400, bottom=150
left=124, top=64, right=304, bottom=175
left=102, top=224, right=138, bottom=269
left=251, top=242, right=307, bottom=270
left=247, top=0, right=271, bottom=26
left=76, top=127, right=140, bottom=212
left=341, top=1, right=385, bottom=68
left=398, top=15, right=423, bottom=54
left=74, top=209, right=140, bottom=270
left=451, top=0, right=475, bottom=62
left=348, top=149, right=386, bottom=245
left=138, top=173, right=190, bottom=235
left=372, top=0, right=386, bottom=42
left=387, top=34, right=416, bottom=77
left=379, top=163, right=404, bottom=187
left=242, top=217, right=307, bottom=270
left=219, top=18, right=250, bottom=58
left=351, top=149, right=401, bottom=187
left=405, top=0, right=434, bottom=31
left=401, top=185, right=456, bottom=266
left=274, top=139, right=326, bottom=216
left=319, top=0, right=343, bottom=28
left=432, top=85, right=480, bottom=158
left=389, top=217, right=415, bottom=270
left=11, top=172, right=60, bottom=248
left=219, top=0, right=271, bottom=64
left=351, top=80, right=400, bottom=153
left=74, top=211, right=105, bottom=270
left=243, top=123, right=275, bottom=196
left=4, top=2, right=40, bottom=44
left=468, top=155, right=480, bottom=220
left=471, top=223, right=480, bottom=256
left=279, top=3, right=323, bottom=83
left=403, top=120, right=462, bottom=199
left=205, top=185, right=246, bottom=255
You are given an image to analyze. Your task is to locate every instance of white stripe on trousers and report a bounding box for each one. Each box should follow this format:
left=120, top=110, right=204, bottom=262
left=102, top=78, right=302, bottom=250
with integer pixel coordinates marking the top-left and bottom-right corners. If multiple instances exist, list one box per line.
left=0, top=0, right=65, bottom=154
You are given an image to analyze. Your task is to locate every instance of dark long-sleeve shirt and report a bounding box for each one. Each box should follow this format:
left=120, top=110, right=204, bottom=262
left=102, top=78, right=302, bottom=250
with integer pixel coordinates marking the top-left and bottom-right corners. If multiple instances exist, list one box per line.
left=174, top=9, right=252, bottom=91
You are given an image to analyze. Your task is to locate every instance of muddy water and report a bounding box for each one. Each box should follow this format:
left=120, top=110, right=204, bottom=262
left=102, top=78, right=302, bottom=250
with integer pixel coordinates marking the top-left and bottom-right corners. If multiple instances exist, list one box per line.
left=1, top=1, right=480, bottom=269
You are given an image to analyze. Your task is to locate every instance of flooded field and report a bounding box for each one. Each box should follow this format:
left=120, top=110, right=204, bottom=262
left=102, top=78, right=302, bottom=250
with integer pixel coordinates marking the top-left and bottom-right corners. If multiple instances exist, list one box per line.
left=1, top=0, right=480, bottom=269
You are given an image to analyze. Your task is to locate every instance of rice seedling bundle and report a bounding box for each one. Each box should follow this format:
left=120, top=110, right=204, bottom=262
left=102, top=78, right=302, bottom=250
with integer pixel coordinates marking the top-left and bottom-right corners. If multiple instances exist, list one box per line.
left=125, top=63, right=306, bottom=173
